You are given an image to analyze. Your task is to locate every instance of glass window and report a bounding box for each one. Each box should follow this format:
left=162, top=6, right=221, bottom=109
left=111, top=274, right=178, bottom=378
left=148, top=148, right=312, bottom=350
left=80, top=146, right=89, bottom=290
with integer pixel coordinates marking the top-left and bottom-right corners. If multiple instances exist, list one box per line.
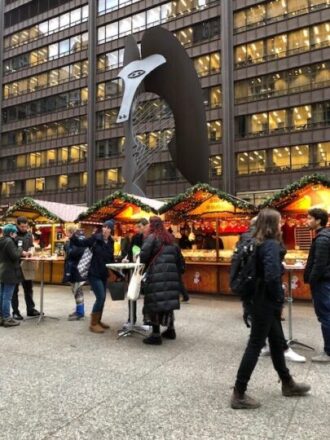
left=250, top=112, right=268, bottom=135
left=210, top=155, right=222, bottom=177
left=132, top=12, right=146, bottom=33
left=38, top=21, right=48, bottom=37
left=70, top=35, right=81, bottom=52
left=96, top=170, right=104, bottom=186
left=49, top=70, right=59, bottom=86
left=237, top=153, right=249, bottom=175
left=249, top=150, right=266, bottom=173
left=207, top=120, right=221, bottom=141
left=97, top=83, right=105, bottom=101
left=267, top=34, right=287, bottom=59
left=269, top=109, right=287, bottom=132
left=59, top=147, right=69, bottom=163
left=267, top=0, right=287, bottom=19
left=292, top=105, right=311, bottom=129
left=291, top=145, right=309, bottom=169
left=312, top=23, right=330, bottom=48
left=235, top=45, right=247, bottom=66
left=210, top=86, right=221, bottom=108
left=272, top=147, right=291, bottom=170
left=147, top=7, right=161, bottom=27
left=81, top=88, right=88, bottom=104
left=119, top=17, right=132, bottom=37
left=82, top=5, right=88, bottom=21
left=49, top=17, right=59, bottom=34
left=246, top=40, right=264, bottom=63
left=70, top=8, right=81, bottom=25
left=98, top=26, right=106, bottom=43
left=98, top=0, right=106, bottom=14
left=29, top=25, right=39, bottom=41
left=48, top=43, right=58, bottom=59
left=246, top=4, right=265, bottom=26
left=58, top=175, right=68, bottom=189
left=288, top=0, right=308, bottom=15
left=106, top=22, right=118, bottom=41
left=289, top=67, right=310, bottom=90
left=234, top=10, right=246, bottom=30
left=161, top=3, right=172, bottom=22
left=59, top=39, right=70, bottom=56
left=107, top=169, right=119, bottom=184
left=60, top=13, right=70, bottom=29
left=317, top=142, right=330, bottom=166
left=288, top=28, right=310, bottom=53
left=81, top=33, right=88, bottom=50
left=314, top=62, right=330, bottom=84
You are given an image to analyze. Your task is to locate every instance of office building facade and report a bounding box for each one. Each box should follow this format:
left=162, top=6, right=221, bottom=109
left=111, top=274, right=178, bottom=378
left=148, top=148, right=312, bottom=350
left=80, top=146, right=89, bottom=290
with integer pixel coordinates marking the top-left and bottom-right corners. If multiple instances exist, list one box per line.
left=0, top=0, right=329, bottom=206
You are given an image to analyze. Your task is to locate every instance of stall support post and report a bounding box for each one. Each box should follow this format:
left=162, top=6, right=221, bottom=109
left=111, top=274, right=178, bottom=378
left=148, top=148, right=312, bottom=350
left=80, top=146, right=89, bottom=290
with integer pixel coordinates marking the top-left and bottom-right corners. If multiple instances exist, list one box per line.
left=51, top=224, right=56, bottom=254
left=215, top=218, right=220, bottom=262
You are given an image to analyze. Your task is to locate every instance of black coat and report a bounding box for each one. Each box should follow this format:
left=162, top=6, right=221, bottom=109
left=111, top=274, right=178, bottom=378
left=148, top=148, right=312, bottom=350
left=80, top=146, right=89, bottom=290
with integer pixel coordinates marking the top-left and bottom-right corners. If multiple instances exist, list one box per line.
left=15, top=230, right=33, bottom=251
left=140, top=234, right=184, bottom=315
left=304, top=228, right=330, bottom=285
left=0, top=236, right=24, bottom=284
left=128, top=233, right=144, bottom=262
left=71, top=233, right=114, bottom=281
left=63, top=235, right=86, bottom=283
left=255, top=239, right=285, bottom=305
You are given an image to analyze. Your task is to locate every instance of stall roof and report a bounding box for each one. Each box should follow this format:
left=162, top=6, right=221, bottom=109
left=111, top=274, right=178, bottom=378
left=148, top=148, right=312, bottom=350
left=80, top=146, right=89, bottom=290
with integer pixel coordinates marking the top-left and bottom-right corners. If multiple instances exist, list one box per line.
left=76, top=192, right=164, bottom=223
left=159, top=183, right=255, bottom=221
left=2, top=198, right=86, bottom=223
left=260, top=174, right=330, bottom=213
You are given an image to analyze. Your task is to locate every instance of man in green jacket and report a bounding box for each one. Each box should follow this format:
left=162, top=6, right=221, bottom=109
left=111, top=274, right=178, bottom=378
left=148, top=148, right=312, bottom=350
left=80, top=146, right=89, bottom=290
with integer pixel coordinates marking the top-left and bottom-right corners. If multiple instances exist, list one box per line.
left=0, top=224, right=30, bottom=327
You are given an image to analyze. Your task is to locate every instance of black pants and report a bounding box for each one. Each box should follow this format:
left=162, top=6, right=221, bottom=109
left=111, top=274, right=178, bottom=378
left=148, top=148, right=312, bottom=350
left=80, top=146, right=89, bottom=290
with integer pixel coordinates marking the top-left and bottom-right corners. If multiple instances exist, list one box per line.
left=235, top=300, right=291, bottom=394
left=12, top=280, right=35, bottom=314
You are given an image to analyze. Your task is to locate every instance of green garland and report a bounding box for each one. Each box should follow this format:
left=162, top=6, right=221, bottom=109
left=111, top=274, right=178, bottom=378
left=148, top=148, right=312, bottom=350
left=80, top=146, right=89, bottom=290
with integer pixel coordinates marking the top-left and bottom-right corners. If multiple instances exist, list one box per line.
left=3, top=197, right=60, bottom=222
left=159, top=183, right=254, bottom=215
left=259, top=173, right=330, bottom=209
left=77, top=191, right=160, bottom=221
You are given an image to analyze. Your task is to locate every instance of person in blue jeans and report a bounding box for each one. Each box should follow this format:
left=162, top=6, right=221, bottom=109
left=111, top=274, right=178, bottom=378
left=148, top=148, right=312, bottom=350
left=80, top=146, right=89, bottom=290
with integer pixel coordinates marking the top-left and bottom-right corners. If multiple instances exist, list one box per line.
left=304, top=208, right=330, bottom=363
left=0, top=224, right=30, bottom=327
left=71, top=220, right=114, bottom=334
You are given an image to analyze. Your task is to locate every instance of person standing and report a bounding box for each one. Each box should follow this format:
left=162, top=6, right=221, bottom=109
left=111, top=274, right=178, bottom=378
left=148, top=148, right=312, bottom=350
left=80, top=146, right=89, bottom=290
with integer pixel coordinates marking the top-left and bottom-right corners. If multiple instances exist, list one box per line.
left=63, top=227, right=86, bottom=321
left=304, top=208, right=330, bottom=363
left=0, top=225, right=30, bottom=327
left=231, top=209, right=310, bottom=410
left=11, top=217, right=40, bottom=320
left=71, top=220, right=115, bottom=333
left=140, top=216, right=185, bottom=345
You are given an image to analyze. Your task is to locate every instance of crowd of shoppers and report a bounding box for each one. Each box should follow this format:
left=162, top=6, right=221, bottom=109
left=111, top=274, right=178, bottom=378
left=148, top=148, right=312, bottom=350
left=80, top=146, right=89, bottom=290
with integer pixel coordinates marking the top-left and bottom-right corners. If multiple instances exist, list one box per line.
left=1, top=208, right=330, bottom=411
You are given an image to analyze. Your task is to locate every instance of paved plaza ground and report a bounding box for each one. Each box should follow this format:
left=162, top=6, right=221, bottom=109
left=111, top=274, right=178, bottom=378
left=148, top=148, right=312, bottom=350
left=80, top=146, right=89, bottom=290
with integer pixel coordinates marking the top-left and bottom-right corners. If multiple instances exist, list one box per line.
left=0, top=285, right=329, bottom=440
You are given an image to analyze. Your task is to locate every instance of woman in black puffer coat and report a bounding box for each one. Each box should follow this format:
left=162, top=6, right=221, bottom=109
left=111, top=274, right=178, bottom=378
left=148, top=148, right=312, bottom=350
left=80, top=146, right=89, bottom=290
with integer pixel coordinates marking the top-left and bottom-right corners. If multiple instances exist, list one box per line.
left=140, top=216, right=185, bottom=345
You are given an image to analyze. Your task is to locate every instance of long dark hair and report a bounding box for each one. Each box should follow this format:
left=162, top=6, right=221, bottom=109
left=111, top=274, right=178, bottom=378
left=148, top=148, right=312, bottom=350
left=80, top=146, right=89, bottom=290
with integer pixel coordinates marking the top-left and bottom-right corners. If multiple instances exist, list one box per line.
left=254, top=208, right=281, bottom=244
left=146, top=216, right=174, bottom=245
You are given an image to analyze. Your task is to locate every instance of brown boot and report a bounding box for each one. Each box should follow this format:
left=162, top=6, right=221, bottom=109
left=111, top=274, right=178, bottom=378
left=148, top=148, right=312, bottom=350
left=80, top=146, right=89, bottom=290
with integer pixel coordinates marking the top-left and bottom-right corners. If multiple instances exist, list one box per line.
left=230, top=388, right=261, bottom=410
left=99, top=309, right=110, bottom=330
left=282, top=378, right=311, bottom=397
left=89, top=312, right=105, bottom=334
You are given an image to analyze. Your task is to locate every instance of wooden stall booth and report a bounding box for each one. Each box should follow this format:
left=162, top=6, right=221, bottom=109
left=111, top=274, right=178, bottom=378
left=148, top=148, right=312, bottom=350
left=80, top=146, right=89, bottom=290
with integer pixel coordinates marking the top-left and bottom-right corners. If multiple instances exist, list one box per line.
left=76, top=191, right=164, bottom=259
left=261, top=174, right=330, bottom=300
left=160, top=184, right=255, bottom=295
left=1, top=197, right=86, bottom=283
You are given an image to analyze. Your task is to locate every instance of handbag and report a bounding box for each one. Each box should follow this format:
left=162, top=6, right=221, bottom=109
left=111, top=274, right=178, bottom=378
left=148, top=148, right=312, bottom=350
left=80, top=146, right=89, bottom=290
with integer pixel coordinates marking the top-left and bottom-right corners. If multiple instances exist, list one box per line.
left=77, top=247, right=93, bottom=280
left=108, top=280, right=127, bottom=301
left=127, top=257, right=145, bottom=301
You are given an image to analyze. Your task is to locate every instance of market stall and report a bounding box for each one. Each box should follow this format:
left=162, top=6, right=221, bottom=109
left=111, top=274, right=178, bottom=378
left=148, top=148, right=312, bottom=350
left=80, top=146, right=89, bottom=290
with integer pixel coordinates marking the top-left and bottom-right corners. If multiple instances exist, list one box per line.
left=261, top=174, right=330, bottom=300
left=160, top=184, right=255, bottom=295
left=1, top=197, right=86, bottom=283
left=76, top=191, right=164, bottom=259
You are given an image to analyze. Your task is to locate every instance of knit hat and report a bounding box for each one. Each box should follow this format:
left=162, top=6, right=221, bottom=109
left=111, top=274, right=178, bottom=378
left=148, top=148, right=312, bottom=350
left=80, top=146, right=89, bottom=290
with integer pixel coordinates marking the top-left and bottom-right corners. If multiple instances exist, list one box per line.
left=103, top=219, right=115, bottom=231
left=3, top=224, right=18, bottom=236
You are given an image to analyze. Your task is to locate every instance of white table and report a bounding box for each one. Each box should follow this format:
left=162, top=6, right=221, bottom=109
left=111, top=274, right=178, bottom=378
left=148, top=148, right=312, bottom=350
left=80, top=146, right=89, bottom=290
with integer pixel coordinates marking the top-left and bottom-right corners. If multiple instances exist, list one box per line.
left=22, top=257, right=60, bottom=325
left=284, top=263, right=314, bottom=351
left=106, top=262, right=149, bottom=339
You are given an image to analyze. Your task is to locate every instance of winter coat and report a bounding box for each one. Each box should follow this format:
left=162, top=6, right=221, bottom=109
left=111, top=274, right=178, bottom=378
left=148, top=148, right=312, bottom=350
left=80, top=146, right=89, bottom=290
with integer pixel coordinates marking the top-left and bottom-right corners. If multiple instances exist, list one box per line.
left=0, top=236, right=24, bottom=284
left=304, top=228, right=330, bottom=285
left=255, top=239, right=285, bottom=306
left=128, top=233, right=144, bottom=262
left=15, top=230, right=33, bottom=251
left=71, top=233, right=114, bottom=281
left=140, top=234, right=185, bottom=315
left=63, top=235, right=86, bottom=283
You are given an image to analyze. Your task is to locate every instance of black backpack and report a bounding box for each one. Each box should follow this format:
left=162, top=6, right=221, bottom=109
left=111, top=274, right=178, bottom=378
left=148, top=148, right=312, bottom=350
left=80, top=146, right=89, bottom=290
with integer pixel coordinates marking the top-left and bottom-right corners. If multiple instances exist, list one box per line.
left=230, top=235, right=258, bottom=299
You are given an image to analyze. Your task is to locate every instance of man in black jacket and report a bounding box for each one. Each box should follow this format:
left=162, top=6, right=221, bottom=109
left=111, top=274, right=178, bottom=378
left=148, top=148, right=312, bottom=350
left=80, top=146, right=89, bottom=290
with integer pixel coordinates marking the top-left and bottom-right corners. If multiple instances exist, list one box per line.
left=304, top=208, right=330, bottom=363
left=11, top=217, right=40, bottom=320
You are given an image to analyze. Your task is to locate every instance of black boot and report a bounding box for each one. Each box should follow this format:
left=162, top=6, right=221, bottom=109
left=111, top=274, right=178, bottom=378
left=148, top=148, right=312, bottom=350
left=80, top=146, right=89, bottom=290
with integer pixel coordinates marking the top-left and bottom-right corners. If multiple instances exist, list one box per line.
left=162, top=328, right=176, bottom=340
left=143, top=334, right=162, bottom=345
left=230, top=388, right=261, bottom=410
left=282, top=377, right=311, bottom=397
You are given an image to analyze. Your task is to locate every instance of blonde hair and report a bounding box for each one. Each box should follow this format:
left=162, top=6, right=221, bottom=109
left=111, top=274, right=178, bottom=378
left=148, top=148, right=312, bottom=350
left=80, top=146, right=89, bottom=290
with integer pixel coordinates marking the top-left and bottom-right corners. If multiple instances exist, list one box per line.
left=66, top=225, right=78, bottom=235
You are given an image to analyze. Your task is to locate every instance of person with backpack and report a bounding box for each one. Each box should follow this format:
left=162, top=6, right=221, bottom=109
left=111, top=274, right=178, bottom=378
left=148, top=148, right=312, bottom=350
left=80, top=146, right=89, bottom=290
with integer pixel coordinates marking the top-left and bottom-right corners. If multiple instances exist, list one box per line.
left=70, top=220, right=115, bottom=334
left=140, top=216, right=185, bottom=345
left=231, top=208, right=310, bottom=410
left=234, top=217, right=306, bottom=363
left=304, top=208, right=330, bottom=363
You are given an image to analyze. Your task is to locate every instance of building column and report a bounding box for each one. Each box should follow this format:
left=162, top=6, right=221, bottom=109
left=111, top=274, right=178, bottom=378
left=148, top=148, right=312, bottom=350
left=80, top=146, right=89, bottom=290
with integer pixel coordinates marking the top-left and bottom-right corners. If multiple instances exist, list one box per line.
left=221, top=0, right=235, bottom=195
left=0, top=0, right=4, bottom=139
left=86, top=0, right=97, bottom=205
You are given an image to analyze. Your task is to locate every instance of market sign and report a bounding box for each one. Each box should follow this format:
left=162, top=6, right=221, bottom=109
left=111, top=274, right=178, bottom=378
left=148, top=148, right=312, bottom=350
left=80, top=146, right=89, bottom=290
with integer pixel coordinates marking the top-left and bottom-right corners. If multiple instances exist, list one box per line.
left=188, top=195, right=237, bottom=217
left=282, top=185, right=330, bottom=213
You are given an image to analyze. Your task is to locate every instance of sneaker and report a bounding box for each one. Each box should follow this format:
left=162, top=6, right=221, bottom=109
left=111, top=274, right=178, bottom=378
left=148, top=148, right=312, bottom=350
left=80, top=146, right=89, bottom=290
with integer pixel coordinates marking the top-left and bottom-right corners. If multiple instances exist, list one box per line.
left=13, top=312, right=24, bottom=321
left=68, top=312, right=85, bottom=321
left=230, top=388, right=261, bottom=410
left=284, top=348, right=306, bottom=363
left=282, top=378, right=311, bottom=397
left=260, top=345, right=271, bottom=357
left=3, top=318, right=20, bottom=327
left=311, top=352, right=330, bottom=363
